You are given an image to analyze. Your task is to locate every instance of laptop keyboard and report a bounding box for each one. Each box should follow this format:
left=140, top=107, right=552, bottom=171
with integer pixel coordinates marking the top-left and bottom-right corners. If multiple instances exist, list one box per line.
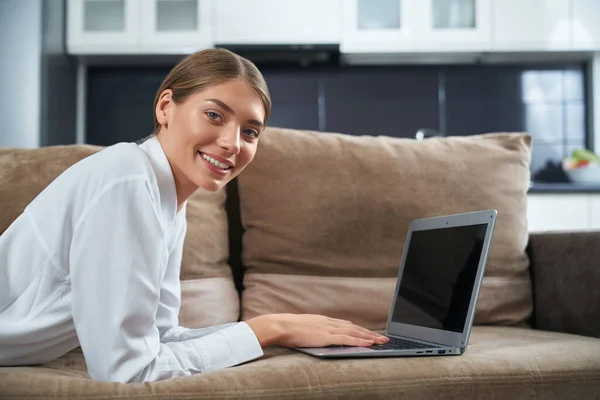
left=370, top=336, right=440, bottom=351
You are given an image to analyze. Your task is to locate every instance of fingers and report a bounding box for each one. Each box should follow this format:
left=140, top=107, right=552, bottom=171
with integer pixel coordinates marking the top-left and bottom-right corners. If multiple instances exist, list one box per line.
left=328, top=318, right=375, bottom=334
left=330, top=327, right=373, bottom=340
left=331, top=334, right=376, bottom=347
left=327, top=318, right=388, bottom=344
left=330, top=327, right=388, bottom=344
left=328, top=317, right=353, bottom=325
left=353, top=325, right=384, bottom=339
left=275, top=314, right=390, bottom=349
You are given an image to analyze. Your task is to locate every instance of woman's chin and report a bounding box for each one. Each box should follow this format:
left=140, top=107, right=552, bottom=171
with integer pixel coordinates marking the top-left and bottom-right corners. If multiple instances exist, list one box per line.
left=195, top=177, right=229, bottom=192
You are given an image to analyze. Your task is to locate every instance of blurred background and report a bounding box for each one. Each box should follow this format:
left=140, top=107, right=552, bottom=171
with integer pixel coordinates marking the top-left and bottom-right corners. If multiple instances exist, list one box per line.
left=1, top=0, right=600, bottom=231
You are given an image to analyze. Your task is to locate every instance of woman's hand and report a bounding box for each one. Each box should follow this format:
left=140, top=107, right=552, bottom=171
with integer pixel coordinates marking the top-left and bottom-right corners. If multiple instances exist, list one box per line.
left=246, top=313, right=389, bottom=348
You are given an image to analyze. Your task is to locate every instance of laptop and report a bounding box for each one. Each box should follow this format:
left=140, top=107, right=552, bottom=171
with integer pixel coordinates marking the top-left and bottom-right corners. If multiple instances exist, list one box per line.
left=294, top=209, right=497, bottom=358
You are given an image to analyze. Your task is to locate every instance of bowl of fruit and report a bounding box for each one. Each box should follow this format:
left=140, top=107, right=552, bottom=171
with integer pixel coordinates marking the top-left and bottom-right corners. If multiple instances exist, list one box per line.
left=562, top=149, right=600, bottom=184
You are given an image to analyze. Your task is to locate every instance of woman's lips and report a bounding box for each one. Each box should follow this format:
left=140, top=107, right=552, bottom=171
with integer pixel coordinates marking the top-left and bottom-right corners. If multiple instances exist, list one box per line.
left=203, top=152, right=234, bottom=167
left=198, top=152, right=231, bottom=176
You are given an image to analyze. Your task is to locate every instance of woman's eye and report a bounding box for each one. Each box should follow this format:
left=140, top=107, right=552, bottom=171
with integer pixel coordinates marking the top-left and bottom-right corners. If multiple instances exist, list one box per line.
left=243, top=129, right=259, bottom=139
left=206, top=111, right=221, bottom=121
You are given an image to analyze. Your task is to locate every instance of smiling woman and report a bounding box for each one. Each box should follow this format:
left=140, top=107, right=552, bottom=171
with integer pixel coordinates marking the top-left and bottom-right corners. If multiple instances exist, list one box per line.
left=155, top=79, right=267, bottom=197
left=0, top=48, right=387, bottom=384
left=142, top=49, right=271, bottom=198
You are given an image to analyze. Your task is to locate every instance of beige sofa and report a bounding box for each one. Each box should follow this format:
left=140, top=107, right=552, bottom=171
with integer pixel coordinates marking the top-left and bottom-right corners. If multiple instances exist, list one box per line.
left=0, top=127, right=599, bottom=399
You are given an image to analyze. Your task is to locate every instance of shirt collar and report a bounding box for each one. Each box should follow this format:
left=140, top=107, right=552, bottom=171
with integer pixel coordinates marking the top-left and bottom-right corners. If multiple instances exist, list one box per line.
left=138, top=136, right=178, bottom=229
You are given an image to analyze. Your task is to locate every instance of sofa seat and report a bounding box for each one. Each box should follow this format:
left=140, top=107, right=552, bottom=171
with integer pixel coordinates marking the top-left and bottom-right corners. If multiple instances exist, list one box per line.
left=1, top=326, right=599, bottom=400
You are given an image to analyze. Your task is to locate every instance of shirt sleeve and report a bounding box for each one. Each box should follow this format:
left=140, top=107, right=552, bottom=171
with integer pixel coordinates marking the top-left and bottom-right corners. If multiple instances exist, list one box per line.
left=154, top=209, right=263, bottom=352
left=70, top=178, right=263, bottom=383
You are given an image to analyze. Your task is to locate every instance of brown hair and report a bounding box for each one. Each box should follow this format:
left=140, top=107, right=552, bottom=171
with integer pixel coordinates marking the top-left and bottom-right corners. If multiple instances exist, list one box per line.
left=152, top=48, right=271, bottom=132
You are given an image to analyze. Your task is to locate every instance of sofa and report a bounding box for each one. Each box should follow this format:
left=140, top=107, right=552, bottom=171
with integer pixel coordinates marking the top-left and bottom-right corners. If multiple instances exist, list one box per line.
left=0, top=127, right=599, bottom=399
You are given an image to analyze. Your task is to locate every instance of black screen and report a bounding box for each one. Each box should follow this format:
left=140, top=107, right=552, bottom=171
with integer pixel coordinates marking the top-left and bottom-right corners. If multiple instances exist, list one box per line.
left=391, top=224, right=487, bottom=333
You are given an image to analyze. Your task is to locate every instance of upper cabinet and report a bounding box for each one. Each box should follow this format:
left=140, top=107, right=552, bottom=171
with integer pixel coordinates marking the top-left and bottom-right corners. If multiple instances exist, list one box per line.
left=493, top=0, right=600, bottom=52
left=416, top=0, right=492, bottom=51
left=67, top=0, right=212, bottom=54
left=214, top=0, right=341, bottom=45
left=67, top=0, right=140, bottom=54
left=492, top=0, right=571, bottom=51
left=66, top=0, right=600, bottom=56
left=341, top=0, right=600, bottom=56
left=139, top=0, right=212, bottom=53
left=341, top=0, right=491, bottom=54
left=341, top=0, right=418, bottom=53
left=571, top=0, right=600, bottom=50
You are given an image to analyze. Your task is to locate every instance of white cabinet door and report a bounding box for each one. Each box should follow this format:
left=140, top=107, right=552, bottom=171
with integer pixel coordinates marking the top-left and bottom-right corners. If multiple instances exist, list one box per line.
left=67, top=0, right=140, bottom=54
left=416, top=0, right=491, bottom=51
left=589, top=195, right=600, bottom=230
left=341, top=0, right=418, bottom=53
left=491, top=0, right=570, bottom=51
left=527, top=194, right=590, bottom=232
left=214, top=0, right=341, bottom=45
left=571, top=0, right=600, bottom=50
left=139, top=0, right=212, bottom=53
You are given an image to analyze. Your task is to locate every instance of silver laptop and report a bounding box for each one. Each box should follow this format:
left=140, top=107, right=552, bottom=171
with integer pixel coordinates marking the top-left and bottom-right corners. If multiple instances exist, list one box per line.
left=295, top=209, right=497, bottom=358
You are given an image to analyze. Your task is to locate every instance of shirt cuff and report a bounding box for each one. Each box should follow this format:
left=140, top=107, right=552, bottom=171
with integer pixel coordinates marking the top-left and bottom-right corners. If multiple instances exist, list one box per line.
left=189, top=322, right=264, bottom=372
left=160, top=323, right=238, bottom=343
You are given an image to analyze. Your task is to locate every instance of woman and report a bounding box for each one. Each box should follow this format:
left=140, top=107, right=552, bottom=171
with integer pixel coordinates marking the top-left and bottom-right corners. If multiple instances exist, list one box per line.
left=0, top=48, right=388, bottom=383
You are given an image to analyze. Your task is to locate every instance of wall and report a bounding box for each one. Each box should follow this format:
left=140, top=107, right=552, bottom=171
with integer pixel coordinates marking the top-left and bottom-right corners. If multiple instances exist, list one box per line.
left=0, top=0, right=42, bottom=148
left=40, top=0, right=77, bottom=146
left=0, top=0, right=77, bottom=149
left=85, top=61, right=588, bottom=182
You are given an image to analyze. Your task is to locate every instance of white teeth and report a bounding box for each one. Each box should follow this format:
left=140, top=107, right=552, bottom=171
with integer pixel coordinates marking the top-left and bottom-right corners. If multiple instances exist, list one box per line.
left=201, top=153, right=229, bottom=170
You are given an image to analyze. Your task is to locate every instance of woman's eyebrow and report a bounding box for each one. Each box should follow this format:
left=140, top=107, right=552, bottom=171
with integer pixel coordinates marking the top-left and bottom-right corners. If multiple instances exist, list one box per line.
left=206, top=98, right=234, bottom=114
left=248, top=119, right=264, bottom=128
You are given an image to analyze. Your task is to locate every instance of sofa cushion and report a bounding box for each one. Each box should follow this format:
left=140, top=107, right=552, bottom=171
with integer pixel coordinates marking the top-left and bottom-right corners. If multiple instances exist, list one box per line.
left=239, top=128, right=532, bottom=329
left=0, top=145, right=103, bottom=234
left=237, top=127, right=532, bottom=330
left=0, top=145, right=238, bottom=328
left=178, top=187, right=240, bottom=327
left=527, top=231, right=600, bottom=340
left=1, top=327, right=598, bottom=399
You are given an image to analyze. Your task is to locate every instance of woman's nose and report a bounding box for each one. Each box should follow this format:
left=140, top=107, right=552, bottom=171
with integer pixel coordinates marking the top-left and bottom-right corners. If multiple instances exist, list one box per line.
left=218, top=126, right=241, bottom=154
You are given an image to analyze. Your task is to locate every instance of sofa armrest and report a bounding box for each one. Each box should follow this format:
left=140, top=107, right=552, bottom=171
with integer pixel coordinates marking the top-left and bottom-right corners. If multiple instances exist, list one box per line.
left=526, top=230, right=600, bottom=339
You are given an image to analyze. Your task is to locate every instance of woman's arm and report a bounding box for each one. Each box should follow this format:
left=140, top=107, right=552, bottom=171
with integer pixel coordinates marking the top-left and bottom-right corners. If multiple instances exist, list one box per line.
left=70, top=179, right=262, bottom=383
left=153, top=213, right=388, bottom=350
left=155, top=215, right=262, bottom=343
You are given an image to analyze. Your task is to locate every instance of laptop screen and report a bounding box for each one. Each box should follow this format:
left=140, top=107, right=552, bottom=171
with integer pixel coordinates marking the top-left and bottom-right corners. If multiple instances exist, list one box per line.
left=391, top=223, right=488, bottom=333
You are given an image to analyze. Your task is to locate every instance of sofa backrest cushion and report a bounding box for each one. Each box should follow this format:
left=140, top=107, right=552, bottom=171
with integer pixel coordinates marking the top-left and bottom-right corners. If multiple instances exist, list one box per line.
left=179, top=186, right=240, bottom=327
left=237, top=127, right=533, bottom=330
left=0, top=145, right=238, bottom=328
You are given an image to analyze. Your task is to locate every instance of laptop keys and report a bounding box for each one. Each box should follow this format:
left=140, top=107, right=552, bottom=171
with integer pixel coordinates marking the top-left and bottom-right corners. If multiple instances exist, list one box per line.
left=370, top=336, right=440, bottom=351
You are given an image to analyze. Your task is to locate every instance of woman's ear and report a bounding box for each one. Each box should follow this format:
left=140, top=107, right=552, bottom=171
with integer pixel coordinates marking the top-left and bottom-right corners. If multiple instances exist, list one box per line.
left=155, top=89, right=173, bottom=129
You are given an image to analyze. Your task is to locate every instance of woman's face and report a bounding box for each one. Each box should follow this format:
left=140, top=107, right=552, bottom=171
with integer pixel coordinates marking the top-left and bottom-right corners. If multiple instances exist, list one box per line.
left=155, top=79, right=266, bottom=196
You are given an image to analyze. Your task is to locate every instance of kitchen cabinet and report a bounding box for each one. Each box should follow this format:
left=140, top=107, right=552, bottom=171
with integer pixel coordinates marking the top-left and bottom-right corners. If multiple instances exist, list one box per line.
left=590, top=195, right=600, bottom=230
left=341, top=0, right=418, bottom=53
left=214, top=0, right=341, bottom=45
left=67, top=0, right=140, bottom=54
left=491, top=0, right=571, bottom=51
left=65, top=0, right=600, bottom=56
left=139, top=0, right=212, bottom=53
left=527, top=193, right=600, bottom=232
left=416, top=0, right=492, bottom=51
left=571, top=0, right=600, bottom=50
left=341, top=0, right=491, bottom=54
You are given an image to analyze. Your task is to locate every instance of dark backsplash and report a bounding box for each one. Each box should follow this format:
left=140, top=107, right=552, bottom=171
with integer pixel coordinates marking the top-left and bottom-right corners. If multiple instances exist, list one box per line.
left=86, top=62, right=589, bottom=182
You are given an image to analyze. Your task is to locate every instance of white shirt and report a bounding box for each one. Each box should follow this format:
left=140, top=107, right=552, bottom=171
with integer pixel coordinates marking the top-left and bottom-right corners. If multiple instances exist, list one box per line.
left=0, top=137, right=263, bottom=383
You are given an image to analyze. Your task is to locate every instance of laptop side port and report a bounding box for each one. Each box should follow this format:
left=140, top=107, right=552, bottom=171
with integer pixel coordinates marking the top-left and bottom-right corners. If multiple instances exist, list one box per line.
left=437, top=350, right=445, bottom=354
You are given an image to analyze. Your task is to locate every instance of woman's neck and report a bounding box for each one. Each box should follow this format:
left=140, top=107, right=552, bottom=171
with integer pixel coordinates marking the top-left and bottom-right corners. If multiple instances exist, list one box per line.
left=156, top=134, right=198, bottom=211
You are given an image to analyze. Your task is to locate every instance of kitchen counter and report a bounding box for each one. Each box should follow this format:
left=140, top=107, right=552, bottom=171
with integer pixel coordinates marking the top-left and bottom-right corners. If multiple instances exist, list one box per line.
left=529, top=182, right=600, bottom=193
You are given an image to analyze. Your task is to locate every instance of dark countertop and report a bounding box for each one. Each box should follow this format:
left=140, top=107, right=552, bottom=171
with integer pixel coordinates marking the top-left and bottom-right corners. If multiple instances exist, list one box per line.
left=529, top=182, right=600, bottom=193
